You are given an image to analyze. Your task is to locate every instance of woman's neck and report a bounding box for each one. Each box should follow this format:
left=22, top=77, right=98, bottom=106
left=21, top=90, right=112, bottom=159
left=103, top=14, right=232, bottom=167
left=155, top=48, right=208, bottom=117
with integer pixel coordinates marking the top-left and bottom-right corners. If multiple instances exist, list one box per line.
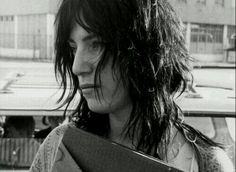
left=108, top=104, right=134, bottom=148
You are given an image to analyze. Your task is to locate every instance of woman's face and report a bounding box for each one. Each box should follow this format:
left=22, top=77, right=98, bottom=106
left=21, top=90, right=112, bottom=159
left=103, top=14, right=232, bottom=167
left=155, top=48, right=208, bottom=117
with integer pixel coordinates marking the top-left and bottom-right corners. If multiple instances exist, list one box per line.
left=69, top=23, right=132, bottom=114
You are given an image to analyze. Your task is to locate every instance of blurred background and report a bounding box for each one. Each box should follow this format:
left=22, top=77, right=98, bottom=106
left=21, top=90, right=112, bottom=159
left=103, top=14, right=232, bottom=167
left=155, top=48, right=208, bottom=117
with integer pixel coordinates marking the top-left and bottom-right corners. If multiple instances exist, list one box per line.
left=0, top=0, right=235, bottom=171
left=0, top=0, right=235, bottom=62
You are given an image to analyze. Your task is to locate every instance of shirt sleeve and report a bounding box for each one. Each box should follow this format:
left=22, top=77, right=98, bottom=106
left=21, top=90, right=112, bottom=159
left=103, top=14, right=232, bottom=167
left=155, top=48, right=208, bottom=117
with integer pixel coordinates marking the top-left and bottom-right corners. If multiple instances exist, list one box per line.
left=29, top=124, right=70, bottom=172
left=51, top=142, right=83, bottom=172
left=200, top=146, right=234, bottom=172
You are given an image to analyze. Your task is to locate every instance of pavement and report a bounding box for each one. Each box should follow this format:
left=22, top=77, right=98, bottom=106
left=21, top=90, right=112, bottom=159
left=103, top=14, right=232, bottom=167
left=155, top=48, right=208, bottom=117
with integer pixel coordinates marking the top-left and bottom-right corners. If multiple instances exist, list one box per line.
left=0, top=58, right=235, bottom=110
left=194, top=61, right=236, bottom=68
left=0, top=58, right=79, bottom=117
left=0, top=59, right=54, bottom=86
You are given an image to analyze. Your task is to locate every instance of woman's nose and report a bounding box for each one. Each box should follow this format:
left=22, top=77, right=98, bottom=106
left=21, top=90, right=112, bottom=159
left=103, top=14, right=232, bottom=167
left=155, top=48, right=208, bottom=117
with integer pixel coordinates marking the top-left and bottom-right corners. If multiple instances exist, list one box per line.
left=72, top=50, right=93, bottom=76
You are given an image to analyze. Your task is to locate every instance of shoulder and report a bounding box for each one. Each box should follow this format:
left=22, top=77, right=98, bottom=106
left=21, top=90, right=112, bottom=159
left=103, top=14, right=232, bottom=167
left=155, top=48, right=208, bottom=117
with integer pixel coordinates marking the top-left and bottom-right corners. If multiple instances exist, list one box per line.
left=198, top=145, right=234, bottom=172
left=168, top=127, right=234, bottom=172
left=167, top=130, right=199, bottom=172
left=29, top=123, right=75, bottom=172
left=49, top=122, right=73, bottom=139
left=41, top=122, right=73, bottom=152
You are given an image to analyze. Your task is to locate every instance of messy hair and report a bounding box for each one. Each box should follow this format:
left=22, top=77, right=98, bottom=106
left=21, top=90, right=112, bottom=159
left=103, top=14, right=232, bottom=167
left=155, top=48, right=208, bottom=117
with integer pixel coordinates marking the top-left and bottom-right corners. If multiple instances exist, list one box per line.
left=54, top=0, right=220, bottom=160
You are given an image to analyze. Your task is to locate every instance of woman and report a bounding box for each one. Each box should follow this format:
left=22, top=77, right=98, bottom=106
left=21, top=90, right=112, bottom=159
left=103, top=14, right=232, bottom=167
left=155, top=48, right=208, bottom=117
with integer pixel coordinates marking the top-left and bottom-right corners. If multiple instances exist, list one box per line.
left=30, top=0, right=234, bottom=171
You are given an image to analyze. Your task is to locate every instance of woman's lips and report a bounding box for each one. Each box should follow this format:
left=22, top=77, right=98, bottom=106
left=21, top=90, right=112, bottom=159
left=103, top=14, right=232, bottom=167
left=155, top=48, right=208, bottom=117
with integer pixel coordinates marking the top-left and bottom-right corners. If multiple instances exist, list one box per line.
left=80, top=84, right=99, bottom=94
left=80, top=84, right=98, bottom=89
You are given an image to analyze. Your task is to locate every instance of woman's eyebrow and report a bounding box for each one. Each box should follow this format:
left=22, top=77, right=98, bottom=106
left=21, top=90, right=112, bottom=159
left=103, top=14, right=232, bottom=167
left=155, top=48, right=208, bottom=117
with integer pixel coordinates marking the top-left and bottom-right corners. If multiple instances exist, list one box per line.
left=68, top=39, right=76, bottom=45
left=82, top=33, right=97, bottom=42
left=68, top=33, right=97, bottom=45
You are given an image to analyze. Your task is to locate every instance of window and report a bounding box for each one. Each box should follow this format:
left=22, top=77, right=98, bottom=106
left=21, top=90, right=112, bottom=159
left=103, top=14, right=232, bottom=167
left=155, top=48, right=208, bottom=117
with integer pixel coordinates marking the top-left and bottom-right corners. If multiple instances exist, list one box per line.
left=215, top=0, right=224, bottom=7
left=0, top=15, right=14, bottom=22
left=227, top=25, right=236, bottom=48
left=10, top=16, right=14, bottom=21
left=197, top=0, right=206, bottom=5
left=191, top=24, right=223, bottom=43
left=190, top=23, right=224, bottom=54
left=177, top=0, right=187, bottom=3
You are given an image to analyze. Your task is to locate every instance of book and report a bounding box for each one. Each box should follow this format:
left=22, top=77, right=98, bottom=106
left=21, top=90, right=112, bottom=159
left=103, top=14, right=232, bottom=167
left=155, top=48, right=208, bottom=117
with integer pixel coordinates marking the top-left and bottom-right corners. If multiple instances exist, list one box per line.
left=62, top=127, right=184, bottom=172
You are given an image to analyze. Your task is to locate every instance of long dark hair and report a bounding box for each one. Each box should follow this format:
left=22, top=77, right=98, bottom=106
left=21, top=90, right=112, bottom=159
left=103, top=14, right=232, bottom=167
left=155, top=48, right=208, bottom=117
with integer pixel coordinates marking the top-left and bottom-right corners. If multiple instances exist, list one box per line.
left=54, top=0, right=221, bottom=161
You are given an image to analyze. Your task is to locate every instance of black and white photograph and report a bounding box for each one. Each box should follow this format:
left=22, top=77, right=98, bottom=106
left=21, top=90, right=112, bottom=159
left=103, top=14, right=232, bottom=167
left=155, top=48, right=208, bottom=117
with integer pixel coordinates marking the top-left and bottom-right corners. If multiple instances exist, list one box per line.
left=0, top=0, right=235, bottom=171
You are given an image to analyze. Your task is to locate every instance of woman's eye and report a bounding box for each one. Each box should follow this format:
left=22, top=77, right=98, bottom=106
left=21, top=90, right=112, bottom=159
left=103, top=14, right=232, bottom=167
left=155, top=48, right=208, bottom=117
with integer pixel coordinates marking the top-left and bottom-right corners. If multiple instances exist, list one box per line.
left=88, top=41, right=103, bottom=53
left=70, top=46, right=77, bottom=55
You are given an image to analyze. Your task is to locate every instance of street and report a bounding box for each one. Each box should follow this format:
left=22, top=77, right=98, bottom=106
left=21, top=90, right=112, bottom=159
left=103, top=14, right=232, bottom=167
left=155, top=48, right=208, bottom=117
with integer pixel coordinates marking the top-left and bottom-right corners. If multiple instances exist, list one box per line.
left=0, top=59, right=62, bottom=112
left=1, top=59, right=235, bottom=90
left=0, top=59, right=54, bottom=81
left=0, top=58, right=235, bottom=114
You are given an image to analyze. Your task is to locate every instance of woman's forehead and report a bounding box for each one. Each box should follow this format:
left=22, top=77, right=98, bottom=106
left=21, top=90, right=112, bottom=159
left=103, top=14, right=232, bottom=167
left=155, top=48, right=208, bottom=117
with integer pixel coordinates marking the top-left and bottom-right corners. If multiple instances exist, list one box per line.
left=69, top=9, right=95, bottom=39
left=70, top=24, right=88, bottom=40
left=69, top=24, right=97, bottom=43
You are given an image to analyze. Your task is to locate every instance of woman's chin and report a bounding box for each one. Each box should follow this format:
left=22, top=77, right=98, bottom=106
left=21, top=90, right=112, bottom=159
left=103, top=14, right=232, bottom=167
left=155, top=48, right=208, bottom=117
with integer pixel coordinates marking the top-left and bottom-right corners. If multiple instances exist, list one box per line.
left=87, top=100, right=109, bottom=114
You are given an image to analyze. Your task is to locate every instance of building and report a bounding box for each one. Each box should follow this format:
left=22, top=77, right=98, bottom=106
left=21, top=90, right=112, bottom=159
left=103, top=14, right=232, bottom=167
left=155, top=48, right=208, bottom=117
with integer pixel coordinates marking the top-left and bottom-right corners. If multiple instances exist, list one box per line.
left=0, top=0, right=59, bottom=60
left=169, top=0, right=235, bottom=62
left=0, top=0, right=235, bottom=62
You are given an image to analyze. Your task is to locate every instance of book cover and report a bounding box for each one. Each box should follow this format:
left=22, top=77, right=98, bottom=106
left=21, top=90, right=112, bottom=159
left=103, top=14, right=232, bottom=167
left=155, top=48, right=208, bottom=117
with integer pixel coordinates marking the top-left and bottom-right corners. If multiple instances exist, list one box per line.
left=62, top=127, right=184, bottom=172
